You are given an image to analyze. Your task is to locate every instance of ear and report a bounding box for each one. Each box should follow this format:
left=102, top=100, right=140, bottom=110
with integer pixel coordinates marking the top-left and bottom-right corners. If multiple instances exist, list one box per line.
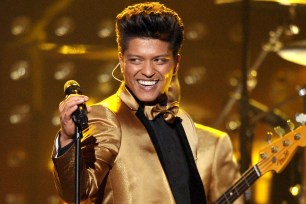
left=173, top=54, right=181, bottom=75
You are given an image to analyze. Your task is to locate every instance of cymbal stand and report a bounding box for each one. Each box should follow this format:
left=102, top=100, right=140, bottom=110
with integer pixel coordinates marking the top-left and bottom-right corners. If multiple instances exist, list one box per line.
left=215, top=23, right=286, bottom=204
left=213, top=25, right=285, bottom=128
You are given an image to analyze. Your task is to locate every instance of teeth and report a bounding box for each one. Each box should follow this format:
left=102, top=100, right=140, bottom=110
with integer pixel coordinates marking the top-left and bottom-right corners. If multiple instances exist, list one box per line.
left=138, top=80, right=157, bottom=86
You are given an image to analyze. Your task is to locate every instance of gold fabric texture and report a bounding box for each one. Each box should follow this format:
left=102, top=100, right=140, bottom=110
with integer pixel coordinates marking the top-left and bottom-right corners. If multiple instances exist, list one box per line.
left=144, top=101, right=179, bottom=123
left=52, top=83, right=243, bottom=204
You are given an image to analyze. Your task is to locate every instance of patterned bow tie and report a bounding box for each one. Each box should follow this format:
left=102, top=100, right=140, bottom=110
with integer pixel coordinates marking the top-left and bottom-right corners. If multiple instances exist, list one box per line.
left=144, top=101, right=179, bottom=124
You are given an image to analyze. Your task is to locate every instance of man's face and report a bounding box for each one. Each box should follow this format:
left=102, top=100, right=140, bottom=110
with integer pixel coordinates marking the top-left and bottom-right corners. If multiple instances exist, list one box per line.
left=119, top=38, right=180, bottom=103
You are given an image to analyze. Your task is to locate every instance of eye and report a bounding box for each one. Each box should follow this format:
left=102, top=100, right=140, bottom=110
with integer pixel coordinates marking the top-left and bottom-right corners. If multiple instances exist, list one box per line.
left=127, top=57, right=142, bottom=65
left=154, top=57, right=170, bottom=65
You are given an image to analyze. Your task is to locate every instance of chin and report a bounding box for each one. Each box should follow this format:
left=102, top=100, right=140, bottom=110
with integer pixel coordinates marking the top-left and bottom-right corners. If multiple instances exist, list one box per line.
left=138, top=97, right=156, bottom=103
left=136, top=94, right=158, bottom=103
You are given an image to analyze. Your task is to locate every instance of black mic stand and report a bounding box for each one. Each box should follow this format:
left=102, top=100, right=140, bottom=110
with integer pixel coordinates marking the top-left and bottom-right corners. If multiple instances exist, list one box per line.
left=75, top=124, right=83, bottom=204
left=63, top=80, right=88, bottom=204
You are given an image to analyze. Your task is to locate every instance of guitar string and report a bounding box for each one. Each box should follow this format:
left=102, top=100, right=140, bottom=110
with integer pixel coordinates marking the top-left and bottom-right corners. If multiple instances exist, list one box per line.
left=225, top=138, right=298, bottom=203
left=215, top=133, right=299, bottom=204
left=215, top=167, right=258, bottom=204
left=214, top=164, right=258, bottom=204
left=233, top=137, right=298, bottom=203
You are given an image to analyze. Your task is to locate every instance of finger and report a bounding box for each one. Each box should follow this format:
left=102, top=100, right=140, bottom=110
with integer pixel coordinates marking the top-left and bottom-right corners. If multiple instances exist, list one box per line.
left=59, top=101, right=77, bottom=123
left=59, top=95, right=90, bottom=121
left=65, top=94, right=88, bottom=104
left=62, top=95, right=87, bottom=111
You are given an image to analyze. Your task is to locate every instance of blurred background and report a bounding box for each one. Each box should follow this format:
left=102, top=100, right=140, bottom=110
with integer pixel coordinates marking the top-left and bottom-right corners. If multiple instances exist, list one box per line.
left=1, top=0, right=306, bottom=203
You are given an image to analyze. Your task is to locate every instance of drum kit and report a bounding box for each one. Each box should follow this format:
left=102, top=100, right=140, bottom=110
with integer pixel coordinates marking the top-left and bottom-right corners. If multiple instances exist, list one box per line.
left=215, top=0, right=306, bottom=67
left=213, top=0, right=306, bottom=204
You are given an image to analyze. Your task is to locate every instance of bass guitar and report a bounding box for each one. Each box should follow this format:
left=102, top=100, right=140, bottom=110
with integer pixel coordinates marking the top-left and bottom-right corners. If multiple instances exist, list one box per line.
left=215, top=117, right=306, bottom=204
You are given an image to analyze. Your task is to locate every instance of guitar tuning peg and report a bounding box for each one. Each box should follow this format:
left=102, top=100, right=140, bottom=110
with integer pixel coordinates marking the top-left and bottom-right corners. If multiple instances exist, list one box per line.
left=296, top=113, right=306, bottom=125
left=287, top=120, right=295, bottom=131
left=274, top=126, right=285, bottom=137
left=265, top=132, right=273, bottom=144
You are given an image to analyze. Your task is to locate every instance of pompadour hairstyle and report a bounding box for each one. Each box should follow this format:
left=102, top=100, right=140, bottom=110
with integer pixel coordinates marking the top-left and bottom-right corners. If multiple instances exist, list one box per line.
left=116, top=2, right=184, bottom=56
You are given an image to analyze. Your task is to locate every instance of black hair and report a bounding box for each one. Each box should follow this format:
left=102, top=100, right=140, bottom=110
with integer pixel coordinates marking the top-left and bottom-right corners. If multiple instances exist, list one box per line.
left=116, top=2, right=184, bottom=56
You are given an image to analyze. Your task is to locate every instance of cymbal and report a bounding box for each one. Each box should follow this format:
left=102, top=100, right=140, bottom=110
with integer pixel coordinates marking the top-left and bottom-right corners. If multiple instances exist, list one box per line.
left=215, top=0, right=306, bottom=5
left=278, top=40, right=306, bottom=66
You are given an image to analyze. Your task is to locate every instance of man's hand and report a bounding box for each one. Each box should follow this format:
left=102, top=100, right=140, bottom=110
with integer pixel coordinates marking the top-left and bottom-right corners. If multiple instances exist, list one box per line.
left=58, top=94, right=91, bottom=147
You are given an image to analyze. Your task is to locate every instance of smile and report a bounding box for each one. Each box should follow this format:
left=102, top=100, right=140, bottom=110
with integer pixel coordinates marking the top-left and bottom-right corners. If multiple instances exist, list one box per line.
left=137, top=80, right=158, bottom=86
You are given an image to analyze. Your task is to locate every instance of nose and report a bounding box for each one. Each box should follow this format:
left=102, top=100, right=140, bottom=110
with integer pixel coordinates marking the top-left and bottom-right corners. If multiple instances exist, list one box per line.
left=141, top=61, right=155, bottom=77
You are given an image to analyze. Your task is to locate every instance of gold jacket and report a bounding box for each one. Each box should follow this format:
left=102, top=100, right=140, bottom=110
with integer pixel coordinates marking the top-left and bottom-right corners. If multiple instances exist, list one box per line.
left=52, top=84, right=243, bottom=204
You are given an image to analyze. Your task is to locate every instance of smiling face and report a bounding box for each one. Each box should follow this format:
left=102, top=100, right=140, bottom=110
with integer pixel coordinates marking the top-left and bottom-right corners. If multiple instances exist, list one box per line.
left=119, top=38, right=180, bottom=104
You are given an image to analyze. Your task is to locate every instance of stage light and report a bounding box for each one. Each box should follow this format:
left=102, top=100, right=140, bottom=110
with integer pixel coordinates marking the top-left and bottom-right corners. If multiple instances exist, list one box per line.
left=185, top=22, right=207, bottom=41
left=53, top=16, right=75, bottom=37
left=54, top=61, right=75, bottom=80
left=288, top=24, right=299, bottom=35
left=10, top=16, right=31, bottom=36
left=227, top=120, right=241, bottom=131
left=9, top=104, right=31, bottom=124
left=97, top=19, right=114, bottom=38
left=298, top=85, right=306, bottom=97
left=97, top=73, right=111, bottom=83
left=10, top=60, right=30, bottom=80
left=225, top=114, right=241, bottom=131
left=289, top=184, right=301, bottom=196
left=59, top=45, right=87, bottom=55
left=247, top=70, right=258, bottom=91
left=184, top=66, right=206, bottom=85
left=227, top=69, right=258, bottom=91
left=97, top=62, right=117, bottom=84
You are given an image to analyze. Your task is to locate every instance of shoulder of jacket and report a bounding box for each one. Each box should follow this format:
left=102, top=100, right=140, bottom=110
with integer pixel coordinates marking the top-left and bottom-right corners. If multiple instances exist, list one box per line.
left=194, top=123, right=229, bottom=143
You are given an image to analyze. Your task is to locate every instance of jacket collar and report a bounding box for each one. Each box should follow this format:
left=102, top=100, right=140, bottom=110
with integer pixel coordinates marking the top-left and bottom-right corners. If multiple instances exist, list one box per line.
left=116, top=83, right=198, bottom=160
left=117, top=82, right=180, bottom=111
left=117, top=83, right=139, bottom=111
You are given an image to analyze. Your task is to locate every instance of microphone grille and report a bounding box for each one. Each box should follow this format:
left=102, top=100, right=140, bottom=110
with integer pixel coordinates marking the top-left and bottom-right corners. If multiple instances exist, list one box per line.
left=64, top=80, right=80, bottom=93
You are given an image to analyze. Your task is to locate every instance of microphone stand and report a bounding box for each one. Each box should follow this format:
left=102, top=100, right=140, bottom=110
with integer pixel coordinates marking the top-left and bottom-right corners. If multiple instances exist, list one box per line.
left=64, top=80, right=87, bottom=204
left=75, top=125, right=83, bottom=204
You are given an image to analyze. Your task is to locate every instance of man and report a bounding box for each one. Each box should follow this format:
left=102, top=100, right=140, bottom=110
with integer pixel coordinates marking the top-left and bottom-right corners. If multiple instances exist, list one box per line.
left=52, top=2, right=242, bottom=204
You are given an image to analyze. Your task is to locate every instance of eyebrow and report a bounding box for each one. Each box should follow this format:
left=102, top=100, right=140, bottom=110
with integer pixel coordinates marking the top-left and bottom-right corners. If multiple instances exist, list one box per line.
left=125, top=54, right=172, bottom=58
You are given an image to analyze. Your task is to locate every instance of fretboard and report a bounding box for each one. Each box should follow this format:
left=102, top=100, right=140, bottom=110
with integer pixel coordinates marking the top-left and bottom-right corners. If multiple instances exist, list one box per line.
left=214, top=165, right=262, bottom=204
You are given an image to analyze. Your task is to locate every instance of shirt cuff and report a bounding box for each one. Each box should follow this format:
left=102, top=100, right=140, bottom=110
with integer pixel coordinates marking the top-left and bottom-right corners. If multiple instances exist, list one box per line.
left=54, top=132, right=74, bottom=157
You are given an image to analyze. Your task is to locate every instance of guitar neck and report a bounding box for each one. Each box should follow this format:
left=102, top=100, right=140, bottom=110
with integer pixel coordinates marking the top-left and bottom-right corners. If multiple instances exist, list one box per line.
left=214, top=165, right=262, bottom=204
left=214, top=124, right=306, bottom=203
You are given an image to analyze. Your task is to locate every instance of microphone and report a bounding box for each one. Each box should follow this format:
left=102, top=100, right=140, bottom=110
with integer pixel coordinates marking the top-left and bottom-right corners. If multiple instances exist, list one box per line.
left=64, top=80, right=88, bottom=130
